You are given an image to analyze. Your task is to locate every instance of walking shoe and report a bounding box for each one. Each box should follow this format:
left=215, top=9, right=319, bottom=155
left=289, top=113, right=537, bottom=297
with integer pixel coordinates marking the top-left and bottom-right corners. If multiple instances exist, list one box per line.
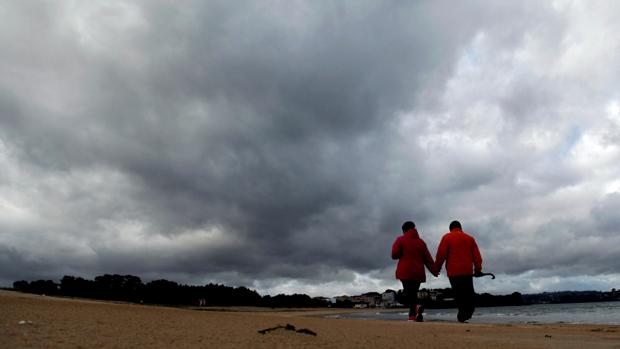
left=415, top=305, right=424, bottom=322
left=457, top=313, right=469, bottom=323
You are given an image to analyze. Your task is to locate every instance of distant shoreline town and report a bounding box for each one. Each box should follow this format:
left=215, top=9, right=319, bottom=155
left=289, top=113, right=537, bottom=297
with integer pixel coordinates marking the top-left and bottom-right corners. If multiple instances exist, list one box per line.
left=8, top=274, right=620, bottom=309
left=336, top=288, right=620, bottom=309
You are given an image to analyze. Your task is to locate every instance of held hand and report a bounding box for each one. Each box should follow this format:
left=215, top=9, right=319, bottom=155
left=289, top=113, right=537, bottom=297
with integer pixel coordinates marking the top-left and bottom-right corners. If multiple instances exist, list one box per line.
left=474, top=270, right=483, bottom=277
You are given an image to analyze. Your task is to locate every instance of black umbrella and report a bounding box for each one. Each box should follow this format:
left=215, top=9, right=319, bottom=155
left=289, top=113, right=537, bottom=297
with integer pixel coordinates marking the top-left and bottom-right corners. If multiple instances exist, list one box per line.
left=474, top=272, right=496, bottom=279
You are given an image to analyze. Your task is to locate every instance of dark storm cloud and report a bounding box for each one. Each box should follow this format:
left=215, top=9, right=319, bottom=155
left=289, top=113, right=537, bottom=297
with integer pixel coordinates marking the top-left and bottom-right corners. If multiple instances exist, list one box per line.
left=2, top=1, right=620, bottom=294
left=0, top=1, right=486, bottom=284
left=0, top=245, right=49, bottom=284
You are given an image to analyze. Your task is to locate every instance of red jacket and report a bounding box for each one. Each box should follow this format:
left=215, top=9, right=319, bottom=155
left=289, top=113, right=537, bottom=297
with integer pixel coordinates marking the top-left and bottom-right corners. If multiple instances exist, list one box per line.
left=434, top=228, right=483, bottom=277
left=391, top=228, right=435, bottom=282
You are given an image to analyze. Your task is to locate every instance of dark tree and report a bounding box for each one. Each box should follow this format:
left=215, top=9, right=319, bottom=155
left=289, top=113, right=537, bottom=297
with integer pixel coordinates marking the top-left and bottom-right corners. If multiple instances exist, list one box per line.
left=60, top=276, right=96, bottom=298
left=94, top=274, right=144, bottom=302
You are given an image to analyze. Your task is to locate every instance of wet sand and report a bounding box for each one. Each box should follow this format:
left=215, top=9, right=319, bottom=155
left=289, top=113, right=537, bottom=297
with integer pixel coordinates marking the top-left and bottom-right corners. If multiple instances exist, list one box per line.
left=2, top=290, right=619, bottom=348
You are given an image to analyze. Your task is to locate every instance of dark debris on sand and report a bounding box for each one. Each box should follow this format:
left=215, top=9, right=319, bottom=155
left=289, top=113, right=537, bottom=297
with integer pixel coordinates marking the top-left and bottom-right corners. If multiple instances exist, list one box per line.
left=258, top=323, right=317, bottom=336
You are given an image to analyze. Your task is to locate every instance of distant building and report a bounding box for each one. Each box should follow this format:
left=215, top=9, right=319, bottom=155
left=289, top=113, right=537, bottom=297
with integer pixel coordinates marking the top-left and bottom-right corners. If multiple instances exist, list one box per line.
left=417, top=289, right=430, bottom=300
left=314, top=296, right=331, bottom=304
left=381, top=290, right=398, bottom=307
left=418, top=289, right=441, bottom=301
left=334, top=295, right=352, bottom=303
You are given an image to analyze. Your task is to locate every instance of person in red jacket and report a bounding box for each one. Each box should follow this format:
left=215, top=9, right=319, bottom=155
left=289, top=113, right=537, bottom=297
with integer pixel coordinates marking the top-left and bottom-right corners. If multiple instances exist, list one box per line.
left=391, top=221, right=437, bottom=321
left=434, top=220, right=483, bottom=323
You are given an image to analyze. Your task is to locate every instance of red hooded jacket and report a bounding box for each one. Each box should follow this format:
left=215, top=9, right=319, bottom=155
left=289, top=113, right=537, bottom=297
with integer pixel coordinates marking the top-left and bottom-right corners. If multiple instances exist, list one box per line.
left=391, top=228, right=435, bottom=282
left=434, top=228, right=483, bottom=277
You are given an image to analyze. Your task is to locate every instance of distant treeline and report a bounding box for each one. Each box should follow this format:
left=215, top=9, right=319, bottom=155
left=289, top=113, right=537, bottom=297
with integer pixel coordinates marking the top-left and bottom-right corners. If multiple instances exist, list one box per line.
left=12, top=275, right=618, bottom=309
left=12, top=274, right=329, bottom=308
left=522, top=290, right=619, bottom=304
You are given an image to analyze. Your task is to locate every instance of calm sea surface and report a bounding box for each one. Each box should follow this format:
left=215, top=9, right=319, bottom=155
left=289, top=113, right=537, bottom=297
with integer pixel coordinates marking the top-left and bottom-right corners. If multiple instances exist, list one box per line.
left=334, top=302, right=620, bottom=324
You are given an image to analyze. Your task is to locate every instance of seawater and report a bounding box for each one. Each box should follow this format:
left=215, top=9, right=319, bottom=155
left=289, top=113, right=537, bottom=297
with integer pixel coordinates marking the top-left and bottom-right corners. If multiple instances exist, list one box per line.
left=334, top=301, right=620, bottom=324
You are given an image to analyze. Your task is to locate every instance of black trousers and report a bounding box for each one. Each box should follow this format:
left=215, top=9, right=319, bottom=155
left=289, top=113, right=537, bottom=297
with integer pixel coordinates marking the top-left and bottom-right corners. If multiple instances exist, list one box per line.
left=400, top=280, right=421, bottom=317
left=449, top=275, right=476, bottom=322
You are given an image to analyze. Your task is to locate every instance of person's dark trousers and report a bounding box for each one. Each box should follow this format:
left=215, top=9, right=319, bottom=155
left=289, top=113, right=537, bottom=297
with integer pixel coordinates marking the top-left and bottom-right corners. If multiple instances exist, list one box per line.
left=400, top=280, right=421, bottom=317
left=449, top=275, right=476, bottom=322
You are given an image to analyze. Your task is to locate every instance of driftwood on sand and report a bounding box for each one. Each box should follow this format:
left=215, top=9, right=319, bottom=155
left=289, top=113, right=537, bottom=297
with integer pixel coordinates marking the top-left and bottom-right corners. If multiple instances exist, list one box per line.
left=258, top=323, right=317, bottom=336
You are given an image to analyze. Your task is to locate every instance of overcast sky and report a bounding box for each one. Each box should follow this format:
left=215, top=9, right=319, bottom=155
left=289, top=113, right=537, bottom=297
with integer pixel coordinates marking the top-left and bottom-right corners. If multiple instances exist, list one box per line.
left=1, top=1, right=619, bottom=297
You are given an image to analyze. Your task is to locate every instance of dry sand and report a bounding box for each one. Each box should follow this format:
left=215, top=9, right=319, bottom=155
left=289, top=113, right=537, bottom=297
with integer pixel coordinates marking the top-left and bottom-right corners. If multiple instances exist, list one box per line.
left=2, top=290, right=619, bottom=348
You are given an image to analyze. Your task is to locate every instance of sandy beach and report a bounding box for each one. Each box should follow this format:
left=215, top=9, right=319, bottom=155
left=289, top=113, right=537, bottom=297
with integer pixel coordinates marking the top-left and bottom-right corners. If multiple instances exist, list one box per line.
left=1, top=290, right=619, bottom=349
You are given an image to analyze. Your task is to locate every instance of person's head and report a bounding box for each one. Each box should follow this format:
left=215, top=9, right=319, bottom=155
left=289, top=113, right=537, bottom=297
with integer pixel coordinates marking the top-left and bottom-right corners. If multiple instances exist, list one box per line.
left=449, top=220, right=462, bottom=231
left=402, top=221, right=416, bottom=233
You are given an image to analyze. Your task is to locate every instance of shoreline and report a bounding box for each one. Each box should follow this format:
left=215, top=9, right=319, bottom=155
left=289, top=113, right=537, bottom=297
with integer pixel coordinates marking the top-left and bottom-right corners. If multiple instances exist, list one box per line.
left=334, top=303, right=620, bottom=326
left=2, top=290, right=619, bottom=348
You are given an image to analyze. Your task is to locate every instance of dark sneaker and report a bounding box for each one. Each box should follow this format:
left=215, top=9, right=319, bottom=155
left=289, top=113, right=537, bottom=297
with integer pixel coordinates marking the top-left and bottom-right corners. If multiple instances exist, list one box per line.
left=457, top=312, right=469, bottom=323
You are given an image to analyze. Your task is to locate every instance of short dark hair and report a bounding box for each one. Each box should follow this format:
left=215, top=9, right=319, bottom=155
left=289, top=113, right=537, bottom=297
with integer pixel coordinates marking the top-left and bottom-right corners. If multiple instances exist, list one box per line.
left=449, top=220, right=462, bottom=230
left=402, top=221, right=415, bottom=232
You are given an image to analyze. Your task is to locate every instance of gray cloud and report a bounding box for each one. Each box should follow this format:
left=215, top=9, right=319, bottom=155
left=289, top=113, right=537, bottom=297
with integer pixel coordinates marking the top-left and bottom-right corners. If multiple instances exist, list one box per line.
left=1, top=1, right=620, bottom=295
